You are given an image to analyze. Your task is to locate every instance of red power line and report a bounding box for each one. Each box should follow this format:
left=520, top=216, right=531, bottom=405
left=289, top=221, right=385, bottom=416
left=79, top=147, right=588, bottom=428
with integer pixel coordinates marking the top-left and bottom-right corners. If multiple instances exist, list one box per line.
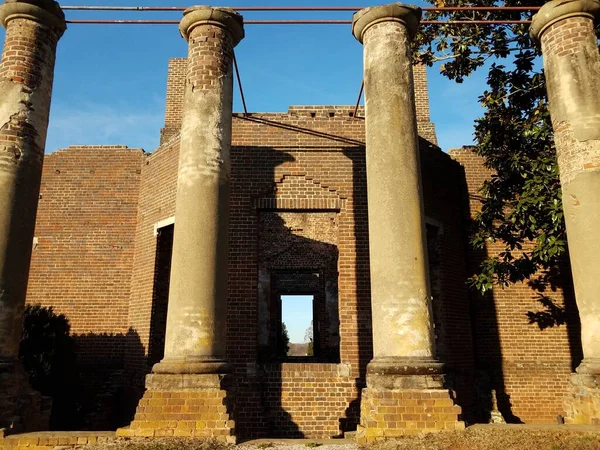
left=60, top=5, right=541, bottom=12
left=62, top=5, right=538, bottom=25
left=66, top=19, right=532, bottom=25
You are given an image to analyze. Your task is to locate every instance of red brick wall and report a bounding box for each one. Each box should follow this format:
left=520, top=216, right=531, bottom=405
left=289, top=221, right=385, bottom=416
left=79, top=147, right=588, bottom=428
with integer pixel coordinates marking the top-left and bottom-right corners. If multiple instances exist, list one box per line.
left=28, top=146, right=144, bottom=339
left=160, top=58, right=437, bottom=145
left=161, top=58, right=186, bottom=145
left=449, top=147, right=582, bottom=423
left=23, top=55, right=583, bottom=434
left=121, top=106, right=474, bottom=437
left=127, top=139, right=179, bottom=375
left=26, top=145, right=145, bottom=427
left=261, top=363, right=360, bottom=437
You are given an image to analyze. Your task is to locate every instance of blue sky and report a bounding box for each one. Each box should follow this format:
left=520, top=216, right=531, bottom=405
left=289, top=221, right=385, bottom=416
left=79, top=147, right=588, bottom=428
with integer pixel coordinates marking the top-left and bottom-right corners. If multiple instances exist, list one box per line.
left=281, top=295, right=313, bottom=343
left=0, top=0, right=488, bottom=154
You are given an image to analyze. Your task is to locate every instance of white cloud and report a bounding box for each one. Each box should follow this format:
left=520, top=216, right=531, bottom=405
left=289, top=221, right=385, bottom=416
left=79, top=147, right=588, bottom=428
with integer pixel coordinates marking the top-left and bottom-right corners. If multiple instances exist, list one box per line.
left=46, top=102, right=164, bottom=154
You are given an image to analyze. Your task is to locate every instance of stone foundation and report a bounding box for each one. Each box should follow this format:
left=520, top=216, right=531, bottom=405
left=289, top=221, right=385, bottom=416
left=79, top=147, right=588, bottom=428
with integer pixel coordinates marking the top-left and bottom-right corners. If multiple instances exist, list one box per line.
left=356, top=388, right=464, bottom=443
left=118, top=374, right=235, bottom=442
left=0, top=432, right=115, bottom=450
left=563, top=372, right=600, bottom=425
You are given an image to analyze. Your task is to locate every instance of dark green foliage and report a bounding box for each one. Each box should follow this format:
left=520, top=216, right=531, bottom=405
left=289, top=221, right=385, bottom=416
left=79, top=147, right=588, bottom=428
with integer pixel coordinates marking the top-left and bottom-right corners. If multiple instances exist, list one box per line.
left=19, top=304, right=79, bottom=429
left=20, top=305, right=74, bottom=393
left=469, top=53, right=564, bottom=292
left=415, top=0, right=579, bottom=293
left=277, top=322, right=290, bottom=357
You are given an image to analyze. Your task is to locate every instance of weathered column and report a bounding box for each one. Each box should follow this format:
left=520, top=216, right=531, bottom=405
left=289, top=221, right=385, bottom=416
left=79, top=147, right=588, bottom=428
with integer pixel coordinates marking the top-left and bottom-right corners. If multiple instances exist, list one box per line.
left=121, top=6, right=243, bottom=441
left=0, top=0, right=65, bottom=432
left=531, top=0, right=600, bottom=424
left=153, top=5, right=243, bottom=377
left=352, top=4, right=462, bottom=441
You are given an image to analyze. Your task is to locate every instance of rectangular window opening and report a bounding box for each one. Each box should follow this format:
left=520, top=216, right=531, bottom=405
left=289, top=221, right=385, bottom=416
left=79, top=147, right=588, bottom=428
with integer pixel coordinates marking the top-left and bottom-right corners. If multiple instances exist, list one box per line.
left=279, top=294, right=314, bottom=359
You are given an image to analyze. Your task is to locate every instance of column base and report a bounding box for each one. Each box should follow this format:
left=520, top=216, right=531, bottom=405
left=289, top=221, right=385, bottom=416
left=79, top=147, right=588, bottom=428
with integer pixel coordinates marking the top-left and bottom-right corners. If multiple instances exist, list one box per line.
left=356, top=358, right=464, bottom=443
left=0, top=361, right=51, bottom=434
left=563, top=359, right=600, bottom=425
left=117, top=373, right=235, bottom=442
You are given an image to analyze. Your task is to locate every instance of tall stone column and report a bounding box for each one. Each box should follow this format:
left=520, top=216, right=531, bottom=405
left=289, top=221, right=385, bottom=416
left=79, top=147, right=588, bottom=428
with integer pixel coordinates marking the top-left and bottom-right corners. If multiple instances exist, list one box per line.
left=121, top=6, right=243, bottom=441
left=154, top=5, right=243, bottom=377
left=351, top=4, right=462, bottom=442
left=531, top=0, right=600, bottom=425
left=0, top=0, right=65, bottom=432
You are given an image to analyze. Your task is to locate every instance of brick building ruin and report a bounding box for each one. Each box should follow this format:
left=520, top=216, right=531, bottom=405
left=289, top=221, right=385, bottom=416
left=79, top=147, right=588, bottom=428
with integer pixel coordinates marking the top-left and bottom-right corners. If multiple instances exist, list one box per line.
left=1, top=0, right=600, bottom=443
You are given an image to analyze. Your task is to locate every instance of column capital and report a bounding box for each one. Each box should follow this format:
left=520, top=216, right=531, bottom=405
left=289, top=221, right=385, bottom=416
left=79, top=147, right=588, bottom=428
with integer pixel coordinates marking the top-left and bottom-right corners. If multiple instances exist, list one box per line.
left=179, top=5, right=244, bottom=46
left=531, top=0, right=600, bottom=41
left=352, top=3, right=421, bottom=44
left=0, top=0, right=66, bottom=38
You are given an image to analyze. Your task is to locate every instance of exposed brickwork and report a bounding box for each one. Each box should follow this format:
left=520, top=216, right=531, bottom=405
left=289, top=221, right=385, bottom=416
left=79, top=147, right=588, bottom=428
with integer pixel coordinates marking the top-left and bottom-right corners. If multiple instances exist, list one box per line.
left=537, top=13, right=600, bottom=426
left=413, top=64, right=438, bottom=145
left=127, top=139, right=179, bottom=377
left=0, top=9, right=63, bottom=434
left=20, top=48, right=585, bottom=436
left=540, top=16, right=594, bottom=58
left=0, top=431, right=115, bottom=450
left=449, top=147, right=581, bottom=424
left=28, top=146, right=144, bottom=338
left=120, top=104, right=475, bottom=437
left=161, top=58, right=186, bottom=144
left=258, top=212, right=340, bottom=361
left=188, top=22, right=234, bottom=90
left=23, top=107, right=476, bottom=436
left=541, top=17, right=600, bottom=185
left=26, top=145, right=145, bottom=427
left=261, top=364, right=359, bottom=438
left=356, top=389, right=464, bottom=443
left=0, top=18, right=59, bottom=88
left=160, top=59, right=437, bottom=144
left=119, top=388, right=235, bottom=441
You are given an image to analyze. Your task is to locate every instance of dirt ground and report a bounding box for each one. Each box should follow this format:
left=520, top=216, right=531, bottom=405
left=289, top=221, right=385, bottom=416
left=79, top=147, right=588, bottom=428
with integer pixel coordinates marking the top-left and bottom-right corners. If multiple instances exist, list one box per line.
left=80, top=426, right=600, bottom=450
left=365, top=426, right=600, bottom=450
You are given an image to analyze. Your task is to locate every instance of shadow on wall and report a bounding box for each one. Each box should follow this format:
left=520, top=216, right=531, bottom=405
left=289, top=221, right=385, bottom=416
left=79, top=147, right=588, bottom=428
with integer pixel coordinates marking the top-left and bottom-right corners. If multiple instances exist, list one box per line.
left=146, top=140, right=368, bottom=438
left=459, top=153, right=583, bottom=423
left=19, top=305, right=145, bottom=431
left=458, top=164, right=524, bottom=424
left=342, top=147, right=372, bottom=435
left=257, top=213, right=338, bottom=437
left=526, top=258, right=583, bottom=372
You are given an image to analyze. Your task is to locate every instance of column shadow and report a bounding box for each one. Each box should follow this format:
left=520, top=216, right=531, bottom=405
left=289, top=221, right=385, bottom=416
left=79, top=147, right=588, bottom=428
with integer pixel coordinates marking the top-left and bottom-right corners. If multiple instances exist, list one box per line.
left=455, top=156, right=522, bottom=424
left=525, top=256, right=583, bottom=371
left=341, top=147, right=371, bottom=435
